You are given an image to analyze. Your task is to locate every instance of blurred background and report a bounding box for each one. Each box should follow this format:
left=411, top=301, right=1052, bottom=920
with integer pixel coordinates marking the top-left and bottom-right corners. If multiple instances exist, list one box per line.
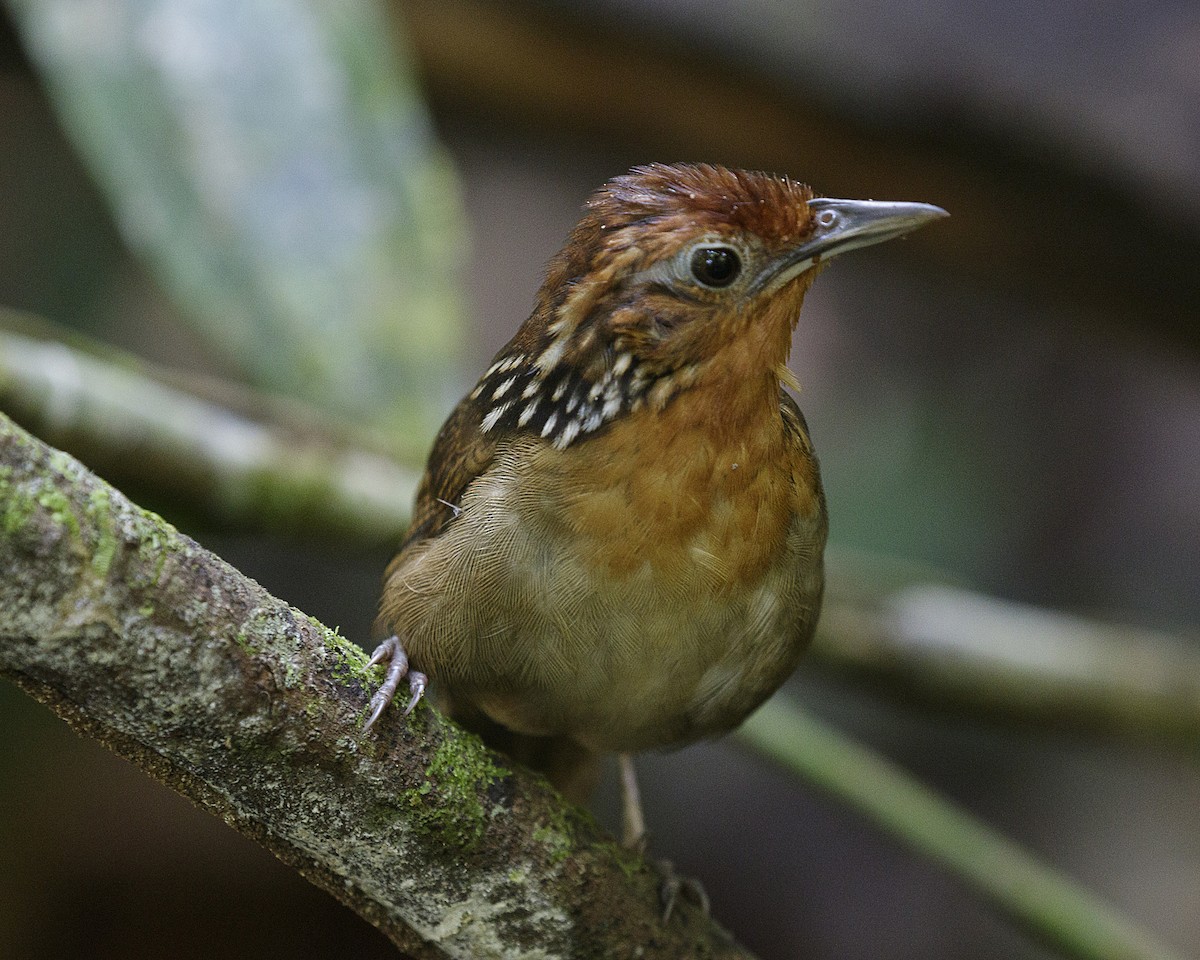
left=1, top=1, right=1198, bottom=958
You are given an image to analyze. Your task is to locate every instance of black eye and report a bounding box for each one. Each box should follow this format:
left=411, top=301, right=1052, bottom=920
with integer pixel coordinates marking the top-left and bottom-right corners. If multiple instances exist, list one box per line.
left=689, top=246, right=741, bottom=288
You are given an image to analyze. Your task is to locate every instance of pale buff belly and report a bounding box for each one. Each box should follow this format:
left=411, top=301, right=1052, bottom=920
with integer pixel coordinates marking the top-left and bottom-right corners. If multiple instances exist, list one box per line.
left=384, top=442, right=826, bottom=753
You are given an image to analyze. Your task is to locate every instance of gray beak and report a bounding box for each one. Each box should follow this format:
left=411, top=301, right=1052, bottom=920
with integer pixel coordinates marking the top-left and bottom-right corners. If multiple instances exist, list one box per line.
left=759, top=198, right=948, bottom=291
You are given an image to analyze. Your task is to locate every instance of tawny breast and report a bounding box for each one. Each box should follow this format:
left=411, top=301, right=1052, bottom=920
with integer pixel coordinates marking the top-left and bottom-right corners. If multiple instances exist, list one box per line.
left=382, top=401, right=826, bottom=753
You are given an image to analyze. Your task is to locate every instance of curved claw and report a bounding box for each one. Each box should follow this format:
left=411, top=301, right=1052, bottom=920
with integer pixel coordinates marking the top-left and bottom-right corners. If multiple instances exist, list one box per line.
left=402, top=671, right=428, bottom=715
left=362, top=636, right=424, bottom=734
left=366, top=638, right=399, bottom=670
left=657, top=859, right=710, bottom=923
left=363, top=693, right=390, bottom=734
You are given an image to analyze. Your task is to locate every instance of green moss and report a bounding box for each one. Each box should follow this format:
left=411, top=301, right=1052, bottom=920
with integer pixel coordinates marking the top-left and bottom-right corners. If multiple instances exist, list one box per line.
left=0, top=466, right=84, bottom=549
left=318, top=623, right=380, bottom=688
left=595, top=839, right=644, bottom=881
left=326, top=640, right=361, bottom=685
left=401, top=732, right=509, bottom=849
left=130, top=506, right=179, bottom=586
left=0, top=468, right=33, bottom=537
left=131, top=528, right=165, bottom=584
left=306, top=613, right=331, bottom=635
left=86, top=486, right=117, bottom=577
left=234, top=627, right=260, bottom=656
left=530, top=795, right=604, bottom=867
left=35, top=485, right=80, bottom=540
left=532, top=822, right=572, bottom=865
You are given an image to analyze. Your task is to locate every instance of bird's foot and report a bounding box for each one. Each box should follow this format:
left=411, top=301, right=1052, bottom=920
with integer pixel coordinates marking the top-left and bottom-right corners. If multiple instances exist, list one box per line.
left=362, top=635, right=427, bottom=733
left=615, top=753, right=707, bottom=920
left=655, top=858, right=710, bottom=923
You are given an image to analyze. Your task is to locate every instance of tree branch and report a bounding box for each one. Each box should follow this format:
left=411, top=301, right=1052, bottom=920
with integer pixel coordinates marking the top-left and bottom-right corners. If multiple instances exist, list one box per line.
left=0, top=311, right=421, bottom=540
left=811, top=583, right=1200, bottom=742
left=0, top=411, right=752, bottom=960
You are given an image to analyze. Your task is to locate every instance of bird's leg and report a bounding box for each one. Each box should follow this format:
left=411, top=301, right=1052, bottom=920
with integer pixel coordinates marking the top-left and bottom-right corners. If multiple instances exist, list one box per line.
left=362, top=635, right=427, bottom=733
left=619, top=753, right=710, bottom=921
left=619, top=752, right=647, bottom=851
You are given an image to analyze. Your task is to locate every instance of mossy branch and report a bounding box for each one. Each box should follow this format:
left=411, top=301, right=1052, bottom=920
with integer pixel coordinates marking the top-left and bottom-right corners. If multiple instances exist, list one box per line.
left=0, top=412, right=753, bottom=960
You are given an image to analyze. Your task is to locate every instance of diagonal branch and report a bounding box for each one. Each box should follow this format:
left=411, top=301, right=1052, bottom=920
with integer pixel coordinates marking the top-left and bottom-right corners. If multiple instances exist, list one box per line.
left=0, top=412, right=752, bottom=960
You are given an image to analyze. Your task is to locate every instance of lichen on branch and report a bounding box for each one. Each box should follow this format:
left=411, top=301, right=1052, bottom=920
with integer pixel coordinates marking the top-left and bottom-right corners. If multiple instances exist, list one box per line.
left=0, top=413, right=752, bottom=960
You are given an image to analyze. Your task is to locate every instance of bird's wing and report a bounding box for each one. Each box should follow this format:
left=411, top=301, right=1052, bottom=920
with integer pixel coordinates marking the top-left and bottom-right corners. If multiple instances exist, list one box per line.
left=396, top=392, right=499, bottom=554
left=394, top=317, right=554, bottom=556
left=778, top=388, right=815, bottom=456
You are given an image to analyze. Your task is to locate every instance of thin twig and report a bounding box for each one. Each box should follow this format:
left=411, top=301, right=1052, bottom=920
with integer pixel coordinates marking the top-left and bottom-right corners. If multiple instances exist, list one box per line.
left=738, top=698, right=1189, bottom=960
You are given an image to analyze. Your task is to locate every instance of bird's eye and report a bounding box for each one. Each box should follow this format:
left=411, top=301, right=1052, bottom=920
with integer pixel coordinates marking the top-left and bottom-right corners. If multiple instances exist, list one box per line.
left=689, top=245, right=742, bottom=288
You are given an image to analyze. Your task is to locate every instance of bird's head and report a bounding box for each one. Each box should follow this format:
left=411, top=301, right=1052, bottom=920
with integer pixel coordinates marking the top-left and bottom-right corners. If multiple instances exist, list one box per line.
left=475, top=163, right=946, bottom=449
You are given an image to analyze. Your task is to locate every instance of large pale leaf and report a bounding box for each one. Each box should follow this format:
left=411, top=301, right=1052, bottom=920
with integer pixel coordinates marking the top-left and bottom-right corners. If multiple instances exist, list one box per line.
left=6, top=0, right=466, bottom=434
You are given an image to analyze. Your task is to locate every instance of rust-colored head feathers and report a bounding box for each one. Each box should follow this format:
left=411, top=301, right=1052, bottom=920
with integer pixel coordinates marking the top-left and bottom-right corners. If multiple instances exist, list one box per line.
left=589, top=163, right=816, bottom=246
left=461, top=163, right=946, bottom=453
left=537, top=164, right=820, bottom=324
left=464, top=165, right=818, bottom=451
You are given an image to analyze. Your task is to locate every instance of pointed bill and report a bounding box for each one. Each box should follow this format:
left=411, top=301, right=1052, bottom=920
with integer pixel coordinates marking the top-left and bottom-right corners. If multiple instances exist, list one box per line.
left=758, top=198, right=948, bottom=292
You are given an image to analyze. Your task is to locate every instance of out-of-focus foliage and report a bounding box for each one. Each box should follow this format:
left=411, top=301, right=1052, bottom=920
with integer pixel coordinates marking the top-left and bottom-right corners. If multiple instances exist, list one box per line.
left=5, top=0, right=466, bottom=435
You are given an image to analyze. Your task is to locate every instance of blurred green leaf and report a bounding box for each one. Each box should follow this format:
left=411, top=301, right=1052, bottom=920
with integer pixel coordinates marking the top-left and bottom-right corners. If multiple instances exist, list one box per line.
left=6, top=0, right=466, bottom=438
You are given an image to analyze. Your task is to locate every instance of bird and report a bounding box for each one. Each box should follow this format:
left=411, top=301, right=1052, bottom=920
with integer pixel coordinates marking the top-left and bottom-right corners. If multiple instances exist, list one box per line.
left=365, top=162, right=946, bottom=858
